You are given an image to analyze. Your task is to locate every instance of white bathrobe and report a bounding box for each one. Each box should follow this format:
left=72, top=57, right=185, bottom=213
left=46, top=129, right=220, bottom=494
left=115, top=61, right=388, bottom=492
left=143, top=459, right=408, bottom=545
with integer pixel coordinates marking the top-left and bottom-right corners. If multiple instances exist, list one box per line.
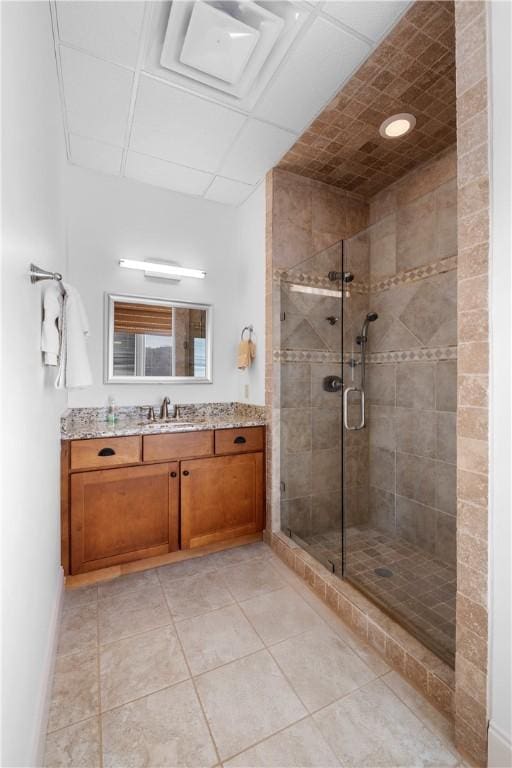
left=41, top=282, right=92, bottom=389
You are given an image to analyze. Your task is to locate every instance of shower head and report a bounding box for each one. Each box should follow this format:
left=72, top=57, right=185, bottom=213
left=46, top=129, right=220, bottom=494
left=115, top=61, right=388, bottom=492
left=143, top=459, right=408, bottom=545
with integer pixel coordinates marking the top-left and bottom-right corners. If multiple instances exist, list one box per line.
left=358, top=312, right=379, bottom=344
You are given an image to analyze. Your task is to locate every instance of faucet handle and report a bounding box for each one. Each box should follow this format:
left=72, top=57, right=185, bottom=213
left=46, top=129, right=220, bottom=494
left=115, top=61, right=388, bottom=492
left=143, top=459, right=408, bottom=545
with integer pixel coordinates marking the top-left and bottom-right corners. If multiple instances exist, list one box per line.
left=147, top=406, right=156, bottom=421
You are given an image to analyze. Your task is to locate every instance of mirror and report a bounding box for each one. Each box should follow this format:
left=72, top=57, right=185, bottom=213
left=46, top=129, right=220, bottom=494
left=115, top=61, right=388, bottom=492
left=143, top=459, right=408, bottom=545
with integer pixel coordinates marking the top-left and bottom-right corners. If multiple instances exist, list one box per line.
left=105, top=294, right=212, bottom=383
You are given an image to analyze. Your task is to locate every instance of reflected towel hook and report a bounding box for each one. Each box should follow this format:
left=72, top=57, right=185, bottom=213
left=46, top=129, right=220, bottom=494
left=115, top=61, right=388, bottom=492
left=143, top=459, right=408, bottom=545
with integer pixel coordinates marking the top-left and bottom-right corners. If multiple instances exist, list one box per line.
left=241, top=325, right=254, bottom=341
left=29, top=263, right=63, bottom=283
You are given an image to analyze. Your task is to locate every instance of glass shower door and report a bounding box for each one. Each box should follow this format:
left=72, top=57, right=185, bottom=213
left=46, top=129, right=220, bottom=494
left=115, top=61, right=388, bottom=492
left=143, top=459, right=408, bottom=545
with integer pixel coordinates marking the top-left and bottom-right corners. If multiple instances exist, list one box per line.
left=279, top=241, right=344, bottom=573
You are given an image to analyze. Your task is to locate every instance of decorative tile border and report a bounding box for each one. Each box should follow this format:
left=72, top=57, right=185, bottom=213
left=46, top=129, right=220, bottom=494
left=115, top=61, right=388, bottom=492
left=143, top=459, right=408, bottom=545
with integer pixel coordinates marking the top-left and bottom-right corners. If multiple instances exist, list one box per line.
left=274, top=347, right=457, bottom=364
left=367, top=347, right=458, bottom=363
left=370, top=256, right=457, bottom=294
left=273, top=256, right=457, bottom=298
left=273, top=349, right=342, bottom=363
left=273, top=267, right=368, bottom=295
left=270, top=530, right=455, bottom=718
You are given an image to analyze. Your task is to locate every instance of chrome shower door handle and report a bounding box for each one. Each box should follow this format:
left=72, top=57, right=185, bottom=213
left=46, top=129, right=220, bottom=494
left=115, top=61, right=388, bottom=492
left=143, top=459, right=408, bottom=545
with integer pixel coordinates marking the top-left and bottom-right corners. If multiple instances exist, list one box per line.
left=343, top=387, right=366, bottom=431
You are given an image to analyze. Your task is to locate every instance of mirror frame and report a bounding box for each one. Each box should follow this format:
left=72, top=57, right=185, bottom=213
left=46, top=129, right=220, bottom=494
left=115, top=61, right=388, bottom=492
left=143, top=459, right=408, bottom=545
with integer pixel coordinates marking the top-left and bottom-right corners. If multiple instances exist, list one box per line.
left=104, top=292, right=213, bottom=384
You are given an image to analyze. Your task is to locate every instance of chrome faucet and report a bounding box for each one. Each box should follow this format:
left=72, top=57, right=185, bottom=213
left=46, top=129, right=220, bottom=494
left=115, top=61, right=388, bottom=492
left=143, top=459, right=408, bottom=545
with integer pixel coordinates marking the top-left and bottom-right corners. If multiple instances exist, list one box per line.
left=159, top=397, right=177, bottom=420
left=160, top=397, right=170, bottom=420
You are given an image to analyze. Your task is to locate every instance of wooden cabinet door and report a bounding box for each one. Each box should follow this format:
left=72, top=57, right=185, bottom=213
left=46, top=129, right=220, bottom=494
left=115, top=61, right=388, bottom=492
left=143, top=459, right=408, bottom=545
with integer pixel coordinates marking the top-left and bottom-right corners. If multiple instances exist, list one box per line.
left=71, top=462, right=179, bottom=574
left=181, top=453, right=264, bottom=549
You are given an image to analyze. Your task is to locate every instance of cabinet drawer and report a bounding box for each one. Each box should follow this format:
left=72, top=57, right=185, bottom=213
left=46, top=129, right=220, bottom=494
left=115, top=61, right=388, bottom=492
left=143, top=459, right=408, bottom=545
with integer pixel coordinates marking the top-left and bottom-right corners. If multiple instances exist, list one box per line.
left=70, top=436, right=141, bottom=470
left=143, top=430, right=214, bottom=462
left=215, top=426, right=264, bottom=455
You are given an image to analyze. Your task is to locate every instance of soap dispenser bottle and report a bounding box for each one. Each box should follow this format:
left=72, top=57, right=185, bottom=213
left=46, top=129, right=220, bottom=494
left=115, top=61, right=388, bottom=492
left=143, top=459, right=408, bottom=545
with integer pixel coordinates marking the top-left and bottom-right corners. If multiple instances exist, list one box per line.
left=107, top=396, right=117, bottom=425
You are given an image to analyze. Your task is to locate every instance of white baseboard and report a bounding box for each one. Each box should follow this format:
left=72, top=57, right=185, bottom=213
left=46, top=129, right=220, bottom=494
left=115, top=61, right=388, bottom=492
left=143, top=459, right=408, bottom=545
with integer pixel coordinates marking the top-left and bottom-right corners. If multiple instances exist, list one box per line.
left=31, top=566, right=64, bottom=767
left=488, top=721, right=512, bottom=768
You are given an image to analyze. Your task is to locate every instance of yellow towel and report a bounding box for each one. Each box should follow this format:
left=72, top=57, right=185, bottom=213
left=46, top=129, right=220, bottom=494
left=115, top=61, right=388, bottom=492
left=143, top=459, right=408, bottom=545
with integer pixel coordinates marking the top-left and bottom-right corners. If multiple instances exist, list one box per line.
left=237, top=339, right=256, bottom=370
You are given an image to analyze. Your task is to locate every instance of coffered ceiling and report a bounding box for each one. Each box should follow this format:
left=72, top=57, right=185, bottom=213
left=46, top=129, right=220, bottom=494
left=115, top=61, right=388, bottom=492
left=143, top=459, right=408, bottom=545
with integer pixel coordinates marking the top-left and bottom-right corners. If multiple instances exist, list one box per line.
left=51, top=0, right=412, bottom=206
left=278, top=0, right=456, bottom=197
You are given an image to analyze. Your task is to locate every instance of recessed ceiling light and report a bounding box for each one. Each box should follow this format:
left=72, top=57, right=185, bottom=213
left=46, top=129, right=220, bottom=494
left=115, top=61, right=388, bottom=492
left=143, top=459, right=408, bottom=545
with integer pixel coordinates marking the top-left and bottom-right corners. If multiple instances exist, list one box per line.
left=379, top=113, right=416, bottom=139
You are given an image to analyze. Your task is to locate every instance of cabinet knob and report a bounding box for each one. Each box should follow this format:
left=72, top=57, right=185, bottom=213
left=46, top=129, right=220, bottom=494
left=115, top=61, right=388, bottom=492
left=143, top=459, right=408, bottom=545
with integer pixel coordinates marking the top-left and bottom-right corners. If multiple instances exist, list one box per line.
left=234, top=436, right=246, bottom=444
left=182, top=470, right=190, bottom=476
left=170, top=471, right=177, bottom=478
left=98, top=447, right=115, bottom=456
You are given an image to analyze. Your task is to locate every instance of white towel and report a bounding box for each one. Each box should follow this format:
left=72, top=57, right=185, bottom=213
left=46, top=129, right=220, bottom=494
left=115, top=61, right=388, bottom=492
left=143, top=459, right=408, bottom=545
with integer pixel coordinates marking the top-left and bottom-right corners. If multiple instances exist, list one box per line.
left=41, top=282, right=92, bottom=389
left=41, top=283, right=61, bottom=365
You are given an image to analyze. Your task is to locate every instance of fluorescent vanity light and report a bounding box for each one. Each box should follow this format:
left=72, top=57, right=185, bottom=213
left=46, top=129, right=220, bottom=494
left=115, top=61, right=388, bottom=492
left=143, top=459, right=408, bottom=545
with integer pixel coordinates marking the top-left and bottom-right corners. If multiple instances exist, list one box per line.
left=289, top=284, right=341, bottom=298
left=119, top=259, right=206, bottom=280
left=379, top=113, right=416, bottom=139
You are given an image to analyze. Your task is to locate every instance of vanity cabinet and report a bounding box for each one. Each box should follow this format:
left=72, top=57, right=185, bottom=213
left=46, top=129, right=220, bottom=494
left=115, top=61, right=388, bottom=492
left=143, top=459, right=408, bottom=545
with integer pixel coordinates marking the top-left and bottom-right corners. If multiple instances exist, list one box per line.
left=181, top=452, right=264, bottom=549
left=70, top=462, right=179, bottom=574
left=62, top=426, right=265, bottom=575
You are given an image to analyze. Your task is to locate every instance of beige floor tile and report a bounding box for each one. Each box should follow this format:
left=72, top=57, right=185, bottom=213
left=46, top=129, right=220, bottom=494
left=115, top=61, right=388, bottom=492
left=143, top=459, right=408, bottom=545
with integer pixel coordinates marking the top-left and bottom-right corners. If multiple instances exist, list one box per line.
left=313, top=678, right=459, bottom=767
left=224, top=717, right=340, bottom=767
left=209, top=542, right=272, bottom=568
left=240, top=586, right=325, bottom=645
left=195, top=649, right=307, bottom=760
left=157, top=555, right=218, bottom=585
left=162, top=571, right=234, bottom=621
left=98, top=586, right=171, bottom=644
left=98, top=569, right=160, bottom=600
left=271, top=628, right=376, bottom=712
left=44, top=717, right=101, bottom=767
left=224, top=559, right=285, bottom=602
left=101, top=680, right=217, bottom=768
left=290, top=578, right=390, bottom=676
left=57, top=602, right=97, bottom=657
left=382, top=671, right=458, bottom=754
left=47, top=650, right=99, bottom=733
left=100, top=625, right=189, bottom=711
left=62, top=585, right=98, bottom=612
left=176, top=604, right=263, bottom=676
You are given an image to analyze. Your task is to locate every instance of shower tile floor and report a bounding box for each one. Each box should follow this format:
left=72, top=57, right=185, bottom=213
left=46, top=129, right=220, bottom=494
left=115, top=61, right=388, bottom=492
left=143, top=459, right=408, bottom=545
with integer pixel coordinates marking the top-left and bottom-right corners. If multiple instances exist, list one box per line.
left=45, top=541, right=464, bottom=767
left=301, top=525, right=456, bottom=665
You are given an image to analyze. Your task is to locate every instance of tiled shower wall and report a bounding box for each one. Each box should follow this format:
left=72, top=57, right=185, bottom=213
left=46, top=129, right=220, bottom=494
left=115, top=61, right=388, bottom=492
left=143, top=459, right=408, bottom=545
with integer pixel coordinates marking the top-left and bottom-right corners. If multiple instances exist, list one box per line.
left=365, top=149, right=458, bottom=565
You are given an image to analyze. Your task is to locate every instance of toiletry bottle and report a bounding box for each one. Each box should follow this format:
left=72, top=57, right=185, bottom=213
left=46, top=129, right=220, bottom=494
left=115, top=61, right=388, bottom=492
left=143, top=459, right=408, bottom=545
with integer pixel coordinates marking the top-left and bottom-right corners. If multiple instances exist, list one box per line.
left=107, top=396, right=117, bottom=425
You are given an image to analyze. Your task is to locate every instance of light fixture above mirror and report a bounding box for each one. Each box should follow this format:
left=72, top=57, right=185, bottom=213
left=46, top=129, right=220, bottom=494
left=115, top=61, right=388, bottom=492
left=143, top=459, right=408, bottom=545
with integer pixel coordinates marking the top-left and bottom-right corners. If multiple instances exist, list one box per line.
left=119, top=259, right=206, bottom=280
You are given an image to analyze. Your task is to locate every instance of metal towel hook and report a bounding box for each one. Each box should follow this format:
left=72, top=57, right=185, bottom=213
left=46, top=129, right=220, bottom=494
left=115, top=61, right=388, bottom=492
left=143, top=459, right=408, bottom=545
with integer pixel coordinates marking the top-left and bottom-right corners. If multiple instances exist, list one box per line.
left=241, top=325, right=254, bottom=341
left=29, top=263, right=63, bottom=283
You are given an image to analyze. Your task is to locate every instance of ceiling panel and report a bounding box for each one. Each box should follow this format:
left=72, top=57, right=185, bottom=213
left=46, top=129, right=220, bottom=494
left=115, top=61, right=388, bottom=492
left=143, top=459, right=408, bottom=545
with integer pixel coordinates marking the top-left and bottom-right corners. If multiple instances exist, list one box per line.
left=130, top=75, right=247, bottom=173
left=219, top=119, right=296, bottom=184
left=69, top=134, right=123, bottom=175
left=56, top=1, right=145, bottom=68
left=125, top=151, right=214, bottom=195
left=321, top=1, right=409, bottom=43
left=51, top=0, right=431, bottom=205
left=254, top=17, right=371, bottom=132
left=204, top=177, right=255, bottom=206
left=60, top=46, right=133, bottom=145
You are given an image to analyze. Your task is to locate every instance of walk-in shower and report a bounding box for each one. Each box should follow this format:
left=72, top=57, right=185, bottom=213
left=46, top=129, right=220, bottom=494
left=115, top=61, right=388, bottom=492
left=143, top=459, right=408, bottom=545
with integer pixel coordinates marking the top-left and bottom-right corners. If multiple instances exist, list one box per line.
left=279, top=227, right=457, bottom=667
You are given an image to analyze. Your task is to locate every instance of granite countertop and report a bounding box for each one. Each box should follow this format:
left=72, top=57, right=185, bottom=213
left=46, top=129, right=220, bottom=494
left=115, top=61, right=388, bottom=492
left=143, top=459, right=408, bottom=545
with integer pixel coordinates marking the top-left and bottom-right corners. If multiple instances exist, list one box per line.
left=61, top=402, right=267, bottom=441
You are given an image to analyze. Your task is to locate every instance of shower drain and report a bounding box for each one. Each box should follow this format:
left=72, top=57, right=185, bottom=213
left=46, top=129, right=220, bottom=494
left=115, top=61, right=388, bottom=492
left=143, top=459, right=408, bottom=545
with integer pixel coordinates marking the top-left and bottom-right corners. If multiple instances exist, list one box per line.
left=374, top=567, right=393, bottom=578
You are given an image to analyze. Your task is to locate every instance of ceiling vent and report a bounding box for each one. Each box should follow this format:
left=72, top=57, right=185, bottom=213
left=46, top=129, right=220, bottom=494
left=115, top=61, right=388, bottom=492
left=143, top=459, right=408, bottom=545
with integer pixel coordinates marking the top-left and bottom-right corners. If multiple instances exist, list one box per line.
left=144, top=1, right=308, bottom=111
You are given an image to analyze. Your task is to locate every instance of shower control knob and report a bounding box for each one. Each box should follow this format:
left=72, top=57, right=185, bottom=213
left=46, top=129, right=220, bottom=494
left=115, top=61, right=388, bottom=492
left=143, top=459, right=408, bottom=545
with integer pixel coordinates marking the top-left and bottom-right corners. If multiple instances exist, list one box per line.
left=323, top=375, right=343, bottom=393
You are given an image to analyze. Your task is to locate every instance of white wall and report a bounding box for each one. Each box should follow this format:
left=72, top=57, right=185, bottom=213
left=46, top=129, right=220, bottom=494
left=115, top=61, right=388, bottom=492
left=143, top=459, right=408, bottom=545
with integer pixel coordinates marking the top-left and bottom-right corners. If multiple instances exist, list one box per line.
left=235, top=183, right=266, bottom=406
left=65, top=167, right=265, bottom=408
left=1, top=3, right=67, bottom=765
left=488, top=2, right=512, bottom=765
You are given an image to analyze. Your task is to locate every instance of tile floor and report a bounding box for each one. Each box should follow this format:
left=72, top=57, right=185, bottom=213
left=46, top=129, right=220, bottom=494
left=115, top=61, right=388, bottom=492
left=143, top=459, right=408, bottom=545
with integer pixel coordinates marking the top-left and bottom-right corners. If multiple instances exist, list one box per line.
left=45, top=541, right=464, bottom=767
left=301, top=525, right=456, bottom=665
